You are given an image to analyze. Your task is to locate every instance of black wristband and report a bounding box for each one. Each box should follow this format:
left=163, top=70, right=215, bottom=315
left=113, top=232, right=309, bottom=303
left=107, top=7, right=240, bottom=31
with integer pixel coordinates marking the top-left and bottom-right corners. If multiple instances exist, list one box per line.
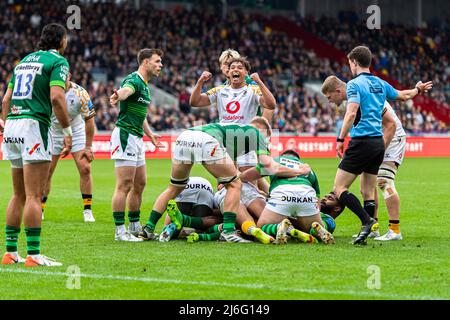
left=415, top=86, right=422, bottom=94
left=336, top=137, right=345, bottom=143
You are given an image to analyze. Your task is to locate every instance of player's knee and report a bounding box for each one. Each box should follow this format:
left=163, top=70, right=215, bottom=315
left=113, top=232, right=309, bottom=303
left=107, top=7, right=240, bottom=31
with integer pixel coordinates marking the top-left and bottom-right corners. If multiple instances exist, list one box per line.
left=14, top=193, right=26, bottom=205
left=380, top=179, right=397, bottom=200
left=134, top=179, right=146, bottom=193
left=360, top=188, right=373, bottom=201
left=227, top=178, right=241, bottom=190
left=220, top=174, right=241, bottom=190
left=333, top=187, right=346, bottom=199
left=79, top=163, right=91, bottom=177
left=117, top=178, right=133, bottom=193
left=377, top=178, right=387, bottom=190
left=377, top=164, right=398, bottom=199
left=166, top=184, right=183, bottom=197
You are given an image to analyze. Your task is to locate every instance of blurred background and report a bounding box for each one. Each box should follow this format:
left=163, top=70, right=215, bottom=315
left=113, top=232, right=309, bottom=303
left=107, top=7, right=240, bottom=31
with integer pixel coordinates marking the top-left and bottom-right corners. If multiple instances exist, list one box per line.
left=1, top=0, right=449, bottom=136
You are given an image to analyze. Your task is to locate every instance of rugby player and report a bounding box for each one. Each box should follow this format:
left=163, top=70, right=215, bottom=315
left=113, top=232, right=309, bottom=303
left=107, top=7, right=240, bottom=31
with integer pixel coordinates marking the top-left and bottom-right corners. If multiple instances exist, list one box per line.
left=158, top=177, right=222, bottom=242
left=333, top=46, right=432, bottom=244
left=140, top=116, right=310, bottom=242
left=42, top=74, right=96, bottom=222
left=218, top=49, right=274, bottom=123
left=109, top=48, right=164, bottom=242
left=322, top=75, right=407, bottom=241
left=1, top=23, right=72, bottom=266
left=191, top=56, right=275, bottom=193
left=240, top=149, right=335, bottom=244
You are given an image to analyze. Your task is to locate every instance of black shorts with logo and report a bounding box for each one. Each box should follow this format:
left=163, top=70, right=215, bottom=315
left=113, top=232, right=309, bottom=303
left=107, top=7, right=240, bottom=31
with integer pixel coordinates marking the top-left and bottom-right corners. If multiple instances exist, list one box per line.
left=339, top=136, right=385, bottom=175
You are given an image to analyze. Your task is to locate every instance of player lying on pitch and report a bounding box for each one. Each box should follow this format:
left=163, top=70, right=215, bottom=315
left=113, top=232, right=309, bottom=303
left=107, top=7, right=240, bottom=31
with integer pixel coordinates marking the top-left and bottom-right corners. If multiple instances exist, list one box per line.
left=158, top=176, right=223, bottom=242
left=240, top=149, right=335, bottom=244
left=186, top=149, right=335, bottom=244
left=140, top=116, right=310, bottom=242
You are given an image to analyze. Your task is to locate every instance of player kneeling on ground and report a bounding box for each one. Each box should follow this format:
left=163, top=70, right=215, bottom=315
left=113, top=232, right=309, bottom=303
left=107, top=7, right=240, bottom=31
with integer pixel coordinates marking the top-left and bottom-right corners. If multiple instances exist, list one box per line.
left=158, top=177, right=222, bottom=242
left=241, top=150, right=335, bottom=244
left=141, top=117, right=310, bottom=242
left=42, top=75, right=96, bottom=222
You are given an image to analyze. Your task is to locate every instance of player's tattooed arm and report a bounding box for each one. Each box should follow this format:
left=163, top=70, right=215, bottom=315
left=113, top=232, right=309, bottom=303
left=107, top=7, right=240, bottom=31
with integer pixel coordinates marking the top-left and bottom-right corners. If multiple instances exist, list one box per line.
left=51, top=86, right=72, bottom=157
left=81, top=117, right=96, bottom=162
left=190, top=71, right=213, bottom=107
left=110, top=87, right=134, bottom=106
left=382, top=109, right=397, bottom=148
left=250, top=73, right=276, bottom=110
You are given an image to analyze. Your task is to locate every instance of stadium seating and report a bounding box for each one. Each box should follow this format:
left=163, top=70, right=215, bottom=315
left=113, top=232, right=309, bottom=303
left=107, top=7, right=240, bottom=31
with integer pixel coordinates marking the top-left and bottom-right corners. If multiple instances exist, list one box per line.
left=0, top=1, right=448, bottom=134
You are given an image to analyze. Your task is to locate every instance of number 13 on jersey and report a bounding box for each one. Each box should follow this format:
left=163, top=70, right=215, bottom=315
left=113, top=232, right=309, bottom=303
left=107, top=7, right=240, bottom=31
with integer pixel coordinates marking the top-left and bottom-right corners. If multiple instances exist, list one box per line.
left=12, top=63, right=43, bottom=100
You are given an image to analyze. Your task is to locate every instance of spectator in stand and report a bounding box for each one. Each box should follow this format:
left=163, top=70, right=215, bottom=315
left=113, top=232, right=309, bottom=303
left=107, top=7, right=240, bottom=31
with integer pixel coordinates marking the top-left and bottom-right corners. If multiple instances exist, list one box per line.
left=0, top=2, right=448, bottom=134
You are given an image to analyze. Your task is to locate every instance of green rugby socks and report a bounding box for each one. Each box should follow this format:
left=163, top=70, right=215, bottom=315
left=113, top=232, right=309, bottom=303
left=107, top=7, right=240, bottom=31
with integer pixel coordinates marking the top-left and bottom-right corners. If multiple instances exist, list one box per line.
left=128, top=210, right=140, bottom=223
left=25, top=227, right=41, bottom=256
left=6, top=226, right=20, bottom=253
left=146, top=210, right=162, bottom=231
left=261, top=224, right=278, bottom=237
left=222, top=212, right=237, bottom=233
left=113, top=211, right=125, bottom=226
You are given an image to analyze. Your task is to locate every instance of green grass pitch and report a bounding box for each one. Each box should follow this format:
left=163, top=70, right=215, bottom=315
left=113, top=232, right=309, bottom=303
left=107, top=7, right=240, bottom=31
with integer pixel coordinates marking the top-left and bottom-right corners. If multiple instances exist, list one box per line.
left=0, top=158, right=449, bottom=300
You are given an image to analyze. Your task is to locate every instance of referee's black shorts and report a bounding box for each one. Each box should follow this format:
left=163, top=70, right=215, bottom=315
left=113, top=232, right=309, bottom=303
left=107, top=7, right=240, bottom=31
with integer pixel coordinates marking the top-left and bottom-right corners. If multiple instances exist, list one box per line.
left=338, top=136, right=385, bottom=175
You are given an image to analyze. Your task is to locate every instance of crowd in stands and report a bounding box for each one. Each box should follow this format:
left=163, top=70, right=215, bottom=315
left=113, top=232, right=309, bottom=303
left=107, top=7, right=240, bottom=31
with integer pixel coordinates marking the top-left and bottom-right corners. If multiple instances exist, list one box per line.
left=295, top=12, right=450, bottom=134
left=0, top=1, right=448, bottom=134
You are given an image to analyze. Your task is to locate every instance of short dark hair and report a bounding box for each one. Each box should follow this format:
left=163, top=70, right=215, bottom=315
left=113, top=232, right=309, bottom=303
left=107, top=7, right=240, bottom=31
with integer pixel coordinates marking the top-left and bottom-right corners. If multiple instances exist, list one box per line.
left=137, top=48, right=164, bottom=65
left=330, top=191, right=346, bottom=214
left=37, top=23, right=67, bottom=51
left=281, top=149, right=300, bottom=159
left=347, top=46, right=372, bottom=68
left=228, top=57, right=251, bottom=71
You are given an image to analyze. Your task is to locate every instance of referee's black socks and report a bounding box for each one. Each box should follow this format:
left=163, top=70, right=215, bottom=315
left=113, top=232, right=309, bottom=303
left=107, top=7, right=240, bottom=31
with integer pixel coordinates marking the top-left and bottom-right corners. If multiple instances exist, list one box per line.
left=339, top=191, right=370, bottom=225
left=364, top=200, right=376, bottom=219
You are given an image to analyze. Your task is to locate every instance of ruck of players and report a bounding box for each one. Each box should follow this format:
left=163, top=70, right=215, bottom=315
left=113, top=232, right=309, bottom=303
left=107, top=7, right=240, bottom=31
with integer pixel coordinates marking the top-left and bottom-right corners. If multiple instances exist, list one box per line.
left=0, top=23, right=433, bottom=267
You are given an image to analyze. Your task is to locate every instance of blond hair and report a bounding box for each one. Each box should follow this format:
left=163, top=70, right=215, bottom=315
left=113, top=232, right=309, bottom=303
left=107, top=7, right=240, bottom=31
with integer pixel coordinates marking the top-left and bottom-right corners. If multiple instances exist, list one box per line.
left=219, top=49, right=241, bottom=65
left=250, top=116, right=272, bottom=138
left=321, top=75, right=346, bottom=94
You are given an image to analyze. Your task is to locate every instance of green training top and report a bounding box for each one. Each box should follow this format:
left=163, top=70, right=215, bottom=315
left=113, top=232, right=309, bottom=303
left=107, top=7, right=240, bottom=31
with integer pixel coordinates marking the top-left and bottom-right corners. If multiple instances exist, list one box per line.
left=7, top=49, right=70, bottom=127
left=269, top=155, right=320, bottom=196
left=115, top=71, right=151, bottom=137
left=189, top=123, right=269, bottom=161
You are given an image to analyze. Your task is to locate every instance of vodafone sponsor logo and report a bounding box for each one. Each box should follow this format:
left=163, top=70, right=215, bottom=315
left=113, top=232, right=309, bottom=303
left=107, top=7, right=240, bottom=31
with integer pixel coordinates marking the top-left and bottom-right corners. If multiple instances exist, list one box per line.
left=223, top=115, right=244, bottom=120
left=226, top=101, right=240, bottom=114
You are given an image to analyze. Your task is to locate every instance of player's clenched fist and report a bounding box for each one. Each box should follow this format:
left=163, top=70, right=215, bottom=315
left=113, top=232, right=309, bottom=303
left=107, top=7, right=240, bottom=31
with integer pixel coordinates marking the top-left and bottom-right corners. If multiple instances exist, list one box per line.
left=250, top=72, right=262, bottom=84
left=198, top=71, right=212, bottom=83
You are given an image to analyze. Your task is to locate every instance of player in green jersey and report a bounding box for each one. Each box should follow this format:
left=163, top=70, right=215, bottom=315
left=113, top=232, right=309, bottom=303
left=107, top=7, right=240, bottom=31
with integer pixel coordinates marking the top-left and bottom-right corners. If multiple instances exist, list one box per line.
left=1, top=23, right=73, bottom=266
left=109, top=48, right=164, bottom=242
left=240, top=149, right=336, bottom=244
left=141, top=117, right=310, bottom=242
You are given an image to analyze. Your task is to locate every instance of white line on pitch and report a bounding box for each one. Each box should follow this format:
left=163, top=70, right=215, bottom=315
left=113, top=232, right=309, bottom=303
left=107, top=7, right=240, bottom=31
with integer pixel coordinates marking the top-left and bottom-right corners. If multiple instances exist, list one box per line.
left=0, top=268, right=446, bottom=300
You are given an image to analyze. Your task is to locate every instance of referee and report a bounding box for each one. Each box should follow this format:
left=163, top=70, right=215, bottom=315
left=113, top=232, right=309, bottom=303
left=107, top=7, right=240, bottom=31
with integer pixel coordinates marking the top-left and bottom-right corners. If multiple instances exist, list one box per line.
left=333, top=46, right=432, bottom=245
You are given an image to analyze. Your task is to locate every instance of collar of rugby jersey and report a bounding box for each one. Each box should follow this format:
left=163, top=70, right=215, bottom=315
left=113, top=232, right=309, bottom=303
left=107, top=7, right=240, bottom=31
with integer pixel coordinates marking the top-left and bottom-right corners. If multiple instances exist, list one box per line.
left=354, top=72, right=373, bottom=78
left=136, top=70, right=148, bottom=85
